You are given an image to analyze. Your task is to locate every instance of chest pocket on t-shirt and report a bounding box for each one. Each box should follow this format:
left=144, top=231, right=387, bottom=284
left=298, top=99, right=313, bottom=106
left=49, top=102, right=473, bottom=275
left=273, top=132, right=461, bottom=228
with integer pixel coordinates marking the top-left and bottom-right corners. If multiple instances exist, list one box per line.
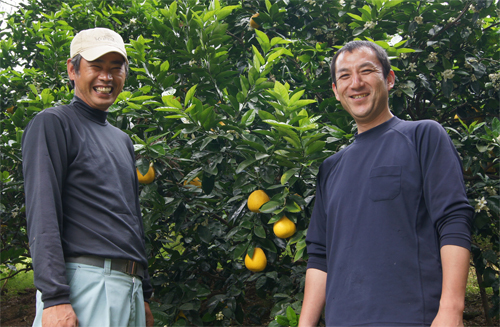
left=369, top=166, right=401, bottom=201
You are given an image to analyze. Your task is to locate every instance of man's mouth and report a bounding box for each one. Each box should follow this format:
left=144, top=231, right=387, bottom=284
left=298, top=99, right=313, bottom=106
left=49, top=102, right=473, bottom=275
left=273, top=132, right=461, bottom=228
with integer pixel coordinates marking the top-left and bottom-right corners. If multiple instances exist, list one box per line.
left=351, top=93, right=369, bottom=99
left=94, top=86, right=113, bottom=94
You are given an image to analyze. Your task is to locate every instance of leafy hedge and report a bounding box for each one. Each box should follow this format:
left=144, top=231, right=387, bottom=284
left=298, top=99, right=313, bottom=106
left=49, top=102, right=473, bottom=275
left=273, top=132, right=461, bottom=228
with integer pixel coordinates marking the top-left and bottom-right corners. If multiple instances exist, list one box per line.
left=1, top=0, right=498, bottom=325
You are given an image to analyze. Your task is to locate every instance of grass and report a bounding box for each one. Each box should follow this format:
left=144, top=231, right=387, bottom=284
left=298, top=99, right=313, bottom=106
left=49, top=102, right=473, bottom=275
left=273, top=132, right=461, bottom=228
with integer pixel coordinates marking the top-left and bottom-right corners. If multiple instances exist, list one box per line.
left=1, top=262, right=35, bottom=297
left=466, top=265, right=494, bottom=296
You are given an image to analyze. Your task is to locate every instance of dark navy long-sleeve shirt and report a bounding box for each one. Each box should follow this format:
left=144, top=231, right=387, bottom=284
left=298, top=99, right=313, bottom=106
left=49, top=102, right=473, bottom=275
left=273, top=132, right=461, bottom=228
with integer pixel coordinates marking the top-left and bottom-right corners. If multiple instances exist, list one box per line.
left=306, top=117, right=474, bottom=326
left=22, top=96, right=152, bottom=308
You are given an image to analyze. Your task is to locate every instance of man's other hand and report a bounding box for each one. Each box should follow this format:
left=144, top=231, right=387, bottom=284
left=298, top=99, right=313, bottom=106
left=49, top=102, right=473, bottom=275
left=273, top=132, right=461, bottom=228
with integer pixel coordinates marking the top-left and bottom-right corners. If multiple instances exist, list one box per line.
left=430, top=307, right=464, bottom=327
left=42, top=303, right=78, bottom=327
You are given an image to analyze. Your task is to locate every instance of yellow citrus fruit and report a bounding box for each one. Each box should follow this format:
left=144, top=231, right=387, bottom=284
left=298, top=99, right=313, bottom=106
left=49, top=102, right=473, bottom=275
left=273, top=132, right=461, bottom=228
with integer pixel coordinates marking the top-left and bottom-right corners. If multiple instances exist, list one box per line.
left=249, top=13, right=260, bottom=29
left=183, top=177, right=202, bottom=188
left=273, top=216, right=296, bottom=238
left=247, top=190, right=270, bottom=213
left=176, top=310, right=187, bottom=321
left=244, top=247, right=267, bottom=272
left=137, top=163, right=155, bottom=184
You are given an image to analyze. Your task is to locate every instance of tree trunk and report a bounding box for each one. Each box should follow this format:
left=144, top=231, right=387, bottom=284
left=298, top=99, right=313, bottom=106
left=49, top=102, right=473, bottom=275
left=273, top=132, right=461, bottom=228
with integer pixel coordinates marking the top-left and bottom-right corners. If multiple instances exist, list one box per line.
left=475, top=269, right=493, bottom=326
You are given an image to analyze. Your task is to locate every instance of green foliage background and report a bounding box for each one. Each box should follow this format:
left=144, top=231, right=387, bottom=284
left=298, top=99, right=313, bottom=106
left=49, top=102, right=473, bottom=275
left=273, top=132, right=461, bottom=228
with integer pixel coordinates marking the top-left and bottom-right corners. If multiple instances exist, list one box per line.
left=1, top=0, right=499, bottom=325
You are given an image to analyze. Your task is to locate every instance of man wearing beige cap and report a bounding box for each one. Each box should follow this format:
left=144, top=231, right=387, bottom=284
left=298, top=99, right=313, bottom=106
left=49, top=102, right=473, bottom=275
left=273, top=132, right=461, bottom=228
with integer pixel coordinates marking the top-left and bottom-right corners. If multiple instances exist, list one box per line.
left=22, top=27, right=154, bottom=327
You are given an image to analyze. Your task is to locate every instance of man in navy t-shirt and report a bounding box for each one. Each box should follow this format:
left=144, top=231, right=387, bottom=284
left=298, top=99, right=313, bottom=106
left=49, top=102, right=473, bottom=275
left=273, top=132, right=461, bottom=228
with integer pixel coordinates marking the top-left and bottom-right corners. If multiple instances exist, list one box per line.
left=299, top=41, right=474, bottom=327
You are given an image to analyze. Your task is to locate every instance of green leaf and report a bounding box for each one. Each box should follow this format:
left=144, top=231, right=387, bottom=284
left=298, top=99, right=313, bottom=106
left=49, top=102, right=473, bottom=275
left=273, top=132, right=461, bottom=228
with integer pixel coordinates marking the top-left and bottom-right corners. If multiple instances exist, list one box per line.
left=241, top=140, right=267, bottom=153
left=259, top=201, right=281, bottom=213
left=491, top=117, right=500, bottom=134
left=149, top=144, right=166, bottom=156
left=293, top=246, right=305, bottom=262
left=200, top=136, right=216, bottom=151
left=28, top=84, right=38, bottom=96
left=217, top=5, right=240, bottom=20
left=267, top=48, right=285, bottom=64
left=375, top=41, right=390, bottom=49
left=185, top=84, right=198, bottom=107
left=198, top=225, right=213, bottom=243
left=255, top=29, right=270, bottom=53
left=252, top=45, right=265, bottom=65
left=276, top=316, right=289, bottom=327
left=258, top=109, right=276, bottom=121
left=160, top=60, right=170, bottom=72
left=285, top=202, right=301, bottom=213
left=358, top=7, right=372, bottom=21
left=273, top=81, right=289, bottom=105
left=256, top=275, right=267, bottom=289
left=397, top=48, right=415, bottom=53
left=305, top=141, right=325, bottom=155
left=281, top=168, right=300, bottom=185
left=289, top=89, right=305, bottom=105
left=441, top=79, right=454, bottom=98
left=240, top=109, right=256, bottom=127
left=265, top=0, right=272, bottom=12
left=236, top=158, right=257, bottom=174
left=290, top=99, right=316, bottom=110
left=347, top=13, right=364, bottom=21
left=384, top=0, right=405, bottom=8
left=286, top=306, right=297, bottom=324
left=254, top=225, right=266, bottom=238
left=129, top=95, right=156, bottom=101
left=283, top=136, right=301, bottom=149
left=233, top=242, right=248, bottom=260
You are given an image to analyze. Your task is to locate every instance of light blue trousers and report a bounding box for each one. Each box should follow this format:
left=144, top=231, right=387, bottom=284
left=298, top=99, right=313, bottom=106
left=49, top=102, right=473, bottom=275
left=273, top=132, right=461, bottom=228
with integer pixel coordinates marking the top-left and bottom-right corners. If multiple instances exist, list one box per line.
left=33, top=260, right=146, bottom=327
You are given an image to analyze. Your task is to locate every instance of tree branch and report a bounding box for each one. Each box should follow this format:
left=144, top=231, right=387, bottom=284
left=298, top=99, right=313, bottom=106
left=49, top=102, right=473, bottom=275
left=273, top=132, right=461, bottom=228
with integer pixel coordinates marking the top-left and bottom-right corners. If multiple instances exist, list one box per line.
left=411, top=2, right=472, bottom=64
left=0, top=267, right=31, bottom=282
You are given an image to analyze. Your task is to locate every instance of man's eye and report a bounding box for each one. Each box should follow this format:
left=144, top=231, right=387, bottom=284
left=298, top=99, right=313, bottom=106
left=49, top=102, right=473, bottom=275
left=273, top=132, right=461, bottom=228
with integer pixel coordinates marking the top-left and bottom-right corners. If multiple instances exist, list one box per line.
left=339, top=74, right=349, bottom=79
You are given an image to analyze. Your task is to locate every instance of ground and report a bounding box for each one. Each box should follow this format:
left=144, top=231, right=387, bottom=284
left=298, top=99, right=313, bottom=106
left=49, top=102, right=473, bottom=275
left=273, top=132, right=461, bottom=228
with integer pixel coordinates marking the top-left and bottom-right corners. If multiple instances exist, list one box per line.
left=1, top=287, right=36, bottom=327
left=0, top=287, right=498, bottom=327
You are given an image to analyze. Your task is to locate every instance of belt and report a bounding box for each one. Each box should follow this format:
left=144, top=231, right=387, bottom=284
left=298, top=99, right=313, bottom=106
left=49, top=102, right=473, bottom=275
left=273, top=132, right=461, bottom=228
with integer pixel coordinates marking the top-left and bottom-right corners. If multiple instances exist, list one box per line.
left=66, top=255, right=144, bottom=278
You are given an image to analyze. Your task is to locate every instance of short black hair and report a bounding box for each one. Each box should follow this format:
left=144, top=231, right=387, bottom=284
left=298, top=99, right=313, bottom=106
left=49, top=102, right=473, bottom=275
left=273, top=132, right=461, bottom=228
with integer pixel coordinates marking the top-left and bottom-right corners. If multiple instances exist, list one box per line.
left=330, top=41, right=391, bottom=85
left=69, top=55, right=82, bottom=88
left=68, top=54, right=129, bottom=88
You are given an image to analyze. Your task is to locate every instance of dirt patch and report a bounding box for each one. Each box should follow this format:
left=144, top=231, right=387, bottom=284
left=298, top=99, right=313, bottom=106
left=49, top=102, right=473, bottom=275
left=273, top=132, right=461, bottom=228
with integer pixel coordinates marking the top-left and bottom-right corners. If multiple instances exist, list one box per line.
left=464, top=291, right=499, bottom=327
left=1, top=288, right=36, bottom=327
left=0, top=286, right=498, bottom=326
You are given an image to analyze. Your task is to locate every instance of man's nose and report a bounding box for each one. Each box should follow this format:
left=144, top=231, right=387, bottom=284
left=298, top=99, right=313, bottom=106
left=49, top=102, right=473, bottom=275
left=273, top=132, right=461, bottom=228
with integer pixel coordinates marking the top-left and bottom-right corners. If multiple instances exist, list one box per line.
left=99, top=69, right=113, bottom=81
left=350, top=73, right=364, bottom=88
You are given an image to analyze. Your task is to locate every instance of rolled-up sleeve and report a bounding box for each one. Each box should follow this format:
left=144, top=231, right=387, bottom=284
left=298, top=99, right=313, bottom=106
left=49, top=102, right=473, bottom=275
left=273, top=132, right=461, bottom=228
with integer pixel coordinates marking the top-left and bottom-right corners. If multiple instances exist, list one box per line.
left=417, top=121, right=474, bottom=250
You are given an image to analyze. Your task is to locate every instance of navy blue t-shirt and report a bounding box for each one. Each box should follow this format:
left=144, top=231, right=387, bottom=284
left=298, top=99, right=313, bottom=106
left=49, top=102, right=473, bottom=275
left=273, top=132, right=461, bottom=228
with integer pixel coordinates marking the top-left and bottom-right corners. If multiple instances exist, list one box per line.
left=306, top=117, right=473, bottom=326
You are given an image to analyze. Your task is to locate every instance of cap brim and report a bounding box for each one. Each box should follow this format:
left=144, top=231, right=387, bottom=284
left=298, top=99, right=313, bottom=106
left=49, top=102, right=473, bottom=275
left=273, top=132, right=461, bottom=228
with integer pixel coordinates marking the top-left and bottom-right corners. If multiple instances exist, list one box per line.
left=79, top=45, right=129, bottom=64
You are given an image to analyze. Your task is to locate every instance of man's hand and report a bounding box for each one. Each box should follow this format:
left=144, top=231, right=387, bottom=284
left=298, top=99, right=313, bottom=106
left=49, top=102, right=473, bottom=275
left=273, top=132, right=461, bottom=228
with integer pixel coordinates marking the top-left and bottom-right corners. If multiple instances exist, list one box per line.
left=145, top=302, right=154, bottom=327
left=42, top=303, right=78, bottom=327
left=430, top=307, right=464, bottom=327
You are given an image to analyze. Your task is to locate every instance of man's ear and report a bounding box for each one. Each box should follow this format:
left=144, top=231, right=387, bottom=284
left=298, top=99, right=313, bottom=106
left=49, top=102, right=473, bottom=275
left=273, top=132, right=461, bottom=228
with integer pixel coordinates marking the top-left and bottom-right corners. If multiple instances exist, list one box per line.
left=67, top=58, right=76, bottom=80
left=332, top=82, right=340, bottom=101
left=386, top=70, right=396, bottom=91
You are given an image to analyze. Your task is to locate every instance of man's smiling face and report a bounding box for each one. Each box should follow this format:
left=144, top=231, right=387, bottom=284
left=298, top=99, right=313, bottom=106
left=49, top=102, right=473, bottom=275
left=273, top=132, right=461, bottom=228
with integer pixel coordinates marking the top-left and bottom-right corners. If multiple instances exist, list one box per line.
left=332, top=47, right=395, bottom=133
left=67, top=52, right=126, bottom=111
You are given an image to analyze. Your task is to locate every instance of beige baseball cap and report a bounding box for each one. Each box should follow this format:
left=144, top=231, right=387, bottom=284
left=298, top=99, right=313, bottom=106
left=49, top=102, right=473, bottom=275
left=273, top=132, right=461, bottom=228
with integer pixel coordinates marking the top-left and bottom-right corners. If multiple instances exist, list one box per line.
left=70, top=27, right=128, bottom=63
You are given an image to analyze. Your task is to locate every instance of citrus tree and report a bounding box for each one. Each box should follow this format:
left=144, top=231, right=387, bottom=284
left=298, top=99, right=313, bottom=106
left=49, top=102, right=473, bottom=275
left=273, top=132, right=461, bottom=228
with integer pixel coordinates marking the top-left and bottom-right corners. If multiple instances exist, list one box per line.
left=1, top=0, right=498, bottom=325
